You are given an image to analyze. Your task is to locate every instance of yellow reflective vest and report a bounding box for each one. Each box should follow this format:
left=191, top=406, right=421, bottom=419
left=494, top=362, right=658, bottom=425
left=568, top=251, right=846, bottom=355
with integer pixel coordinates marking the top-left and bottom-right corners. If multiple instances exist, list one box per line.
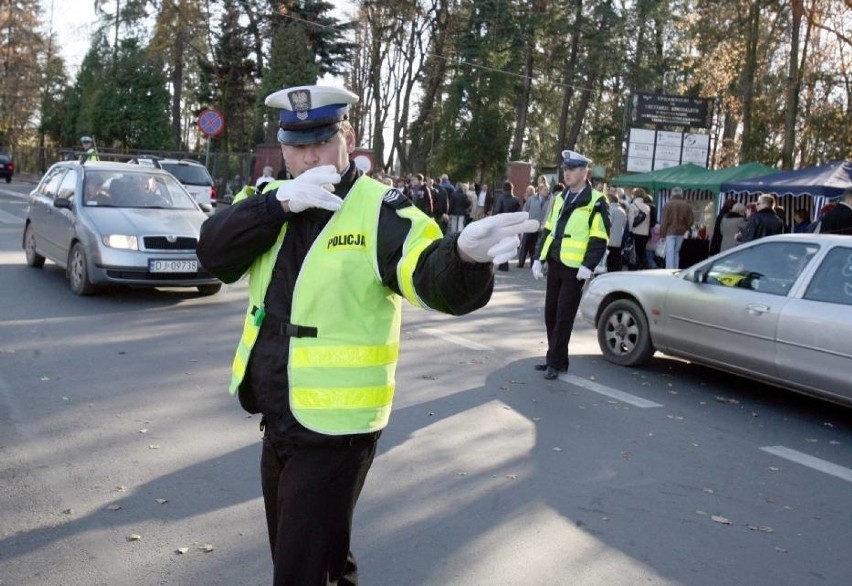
left=538, top=188, right=608, bottom=268
left=229, top=175, right=442, bottom=435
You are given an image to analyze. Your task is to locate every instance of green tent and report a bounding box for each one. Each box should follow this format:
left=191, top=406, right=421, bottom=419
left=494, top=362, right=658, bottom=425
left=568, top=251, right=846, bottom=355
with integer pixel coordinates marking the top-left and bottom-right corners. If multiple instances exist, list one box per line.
left=611, top=162, right=778, bottom=195
left=655, top=162, right=778, bottom=193
left=610, top=163, right=707, bottom=194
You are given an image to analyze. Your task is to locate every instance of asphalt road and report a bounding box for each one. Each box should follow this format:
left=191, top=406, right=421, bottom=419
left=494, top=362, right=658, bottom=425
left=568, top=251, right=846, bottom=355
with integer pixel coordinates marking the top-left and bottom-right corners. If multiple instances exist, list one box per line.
left=1, top=180, right=850, bottom=586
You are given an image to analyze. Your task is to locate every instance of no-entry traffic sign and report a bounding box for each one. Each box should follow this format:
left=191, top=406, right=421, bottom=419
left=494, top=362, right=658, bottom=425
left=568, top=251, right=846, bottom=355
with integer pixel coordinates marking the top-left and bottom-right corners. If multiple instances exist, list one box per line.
left=198, top=109, right=225, bottom=137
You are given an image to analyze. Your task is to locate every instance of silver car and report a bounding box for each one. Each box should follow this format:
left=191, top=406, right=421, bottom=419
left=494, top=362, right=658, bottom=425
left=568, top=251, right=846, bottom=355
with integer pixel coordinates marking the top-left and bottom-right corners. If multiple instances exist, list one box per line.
left=580, top=234, right=852, bottom=406
left=22, top=161, right=222, bottom=296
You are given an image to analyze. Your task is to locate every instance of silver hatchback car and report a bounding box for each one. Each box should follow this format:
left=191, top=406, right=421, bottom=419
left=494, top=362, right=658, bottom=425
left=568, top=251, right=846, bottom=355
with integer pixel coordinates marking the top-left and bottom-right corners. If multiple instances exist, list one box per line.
left=22, top=161, right=222, bottom=296
left=580, top=234, right=852, bottom=406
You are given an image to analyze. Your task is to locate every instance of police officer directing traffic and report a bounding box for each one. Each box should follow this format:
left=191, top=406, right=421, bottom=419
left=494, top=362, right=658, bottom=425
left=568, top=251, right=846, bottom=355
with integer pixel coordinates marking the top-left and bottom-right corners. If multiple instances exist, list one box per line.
left=196, top=84, right=538, bottom=585
left=532, top=150, right=609, bottom=380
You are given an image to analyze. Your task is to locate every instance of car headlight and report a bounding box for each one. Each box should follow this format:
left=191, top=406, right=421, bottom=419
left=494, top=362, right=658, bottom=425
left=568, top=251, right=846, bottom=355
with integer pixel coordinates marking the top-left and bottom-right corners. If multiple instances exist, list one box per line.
left=102, top=235, right=139, bottom=250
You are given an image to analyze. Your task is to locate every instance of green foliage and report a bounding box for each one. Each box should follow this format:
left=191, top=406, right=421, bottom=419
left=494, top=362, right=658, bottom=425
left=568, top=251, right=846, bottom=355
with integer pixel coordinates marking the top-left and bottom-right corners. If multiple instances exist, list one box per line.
left=97, top=38, right=172, bottom=149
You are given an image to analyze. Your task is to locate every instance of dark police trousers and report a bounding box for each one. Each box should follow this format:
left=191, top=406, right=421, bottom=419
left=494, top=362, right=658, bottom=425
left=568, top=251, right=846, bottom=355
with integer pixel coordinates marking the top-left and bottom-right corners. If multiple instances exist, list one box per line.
left=261, top=426, right=379, bottom=585
left=544, top=260, right=585, bottom=371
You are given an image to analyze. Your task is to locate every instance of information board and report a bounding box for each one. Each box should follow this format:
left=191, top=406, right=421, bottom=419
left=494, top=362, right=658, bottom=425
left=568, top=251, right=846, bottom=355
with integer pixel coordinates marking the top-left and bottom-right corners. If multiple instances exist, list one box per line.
left=629, top=93, right=714, bottom=129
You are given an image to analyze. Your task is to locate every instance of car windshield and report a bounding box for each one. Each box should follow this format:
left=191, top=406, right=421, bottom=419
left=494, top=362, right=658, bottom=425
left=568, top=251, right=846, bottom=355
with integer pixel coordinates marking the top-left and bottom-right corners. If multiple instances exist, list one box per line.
left=159, top=162, right=212, bottom=186
left=83, top=170, right=198, bottom=209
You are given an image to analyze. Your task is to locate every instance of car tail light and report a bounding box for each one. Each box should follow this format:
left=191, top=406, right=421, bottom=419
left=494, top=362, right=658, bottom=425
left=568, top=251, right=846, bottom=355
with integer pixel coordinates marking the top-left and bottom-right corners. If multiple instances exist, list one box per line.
left=7, top=163, right=14, bottom=171
left=210, top=185, right=217, bottom=201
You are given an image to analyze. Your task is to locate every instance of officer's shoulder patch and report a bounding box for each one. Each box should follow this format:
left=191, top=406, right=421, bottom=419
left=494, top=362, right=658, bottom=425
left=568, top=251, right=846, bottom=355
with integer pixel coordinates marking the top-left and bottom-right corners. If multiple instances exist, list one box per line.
left=381, top=188, right=411, bottom=210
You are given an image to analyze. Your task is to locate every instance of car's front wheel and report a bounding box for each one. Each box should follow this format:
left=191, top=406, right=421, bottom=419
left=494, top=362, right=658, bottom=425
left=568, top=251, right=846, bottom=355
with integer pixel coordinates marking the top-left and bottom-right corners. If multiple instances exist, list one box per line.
left=597, top=299, right=654, bottom=366
left=68, top=243, right=96, bottom=296
left=197, top=283, right=222, bottom=296
left=24, top=224, right=45, bottom=268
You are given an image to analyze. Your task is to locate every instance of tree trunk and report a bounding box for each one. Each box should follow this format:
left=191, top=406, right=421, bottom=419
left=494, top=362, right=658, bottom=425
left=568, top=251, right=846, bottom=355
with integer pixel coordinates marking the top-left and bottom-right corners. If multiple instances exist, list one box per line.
left=739, top=1, right=761, bottom=162
left=556, top=0, right=583, bottom=163
left=510, top=34, right=535, bottom=161
left=781, top=0, right=804, bottom=169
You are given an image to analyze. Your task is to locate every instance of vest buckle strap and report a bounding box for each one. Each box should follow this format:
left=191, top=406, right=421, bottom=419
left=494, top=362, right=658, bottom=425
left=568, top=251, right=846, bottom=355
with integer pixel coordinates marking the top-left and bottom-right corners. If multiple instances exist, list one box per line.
left=251, top=305, right=266, bottom=326
left=281, top=323, right=318, bottom=338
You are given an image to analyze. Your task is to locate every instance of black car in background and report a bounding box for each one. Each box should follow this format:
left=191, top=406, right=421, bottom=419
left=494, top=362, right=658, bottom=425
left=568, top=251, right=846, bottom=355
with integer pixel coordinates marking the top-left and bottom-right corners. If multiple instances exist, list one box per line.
left=0, top=154, right=14, bottom=183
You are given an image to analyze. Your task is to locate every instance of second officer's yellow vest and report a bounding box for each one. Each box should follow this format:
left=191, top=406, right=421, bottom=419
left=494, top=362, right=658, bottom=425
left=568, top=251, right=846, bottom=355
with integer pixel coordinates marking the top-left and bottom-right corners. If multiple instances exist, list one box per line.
left=229, top=175, right=442, bottom=435
left=538, top=189, right=608, bottom=267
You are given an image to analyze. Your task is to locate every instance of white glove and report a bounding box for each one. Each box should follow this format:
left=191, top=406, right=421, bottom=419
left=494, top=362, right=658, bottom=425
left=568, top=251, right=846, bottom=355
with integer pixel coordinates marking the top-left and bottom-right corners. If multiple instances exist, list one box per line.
left=275, top=165, right=342, bottom=213
left=576, top=265, right=593, bottom=280
left=532, top=260, right=544, bottom=280
left=457, top=212, right=540, bottom=264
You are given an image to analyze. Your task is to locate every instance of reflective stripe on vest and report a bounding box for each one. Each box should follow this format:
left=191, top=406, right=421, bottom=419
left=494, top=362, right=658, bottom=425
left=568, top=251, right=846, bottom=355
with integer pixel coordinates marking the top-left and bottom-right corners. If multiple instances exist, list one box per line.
left=539, top=189, right=608, bottom=267
left=228, top=175, right=442, bottom=435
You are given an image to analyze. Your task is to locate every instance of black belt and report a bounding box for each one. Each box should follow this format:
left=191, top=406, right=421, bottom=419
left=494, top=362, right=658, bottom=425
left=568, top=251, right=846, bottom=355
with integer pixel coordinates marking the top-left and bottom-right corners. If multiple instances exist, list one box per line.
left=251, top=306, right=317, bottom=338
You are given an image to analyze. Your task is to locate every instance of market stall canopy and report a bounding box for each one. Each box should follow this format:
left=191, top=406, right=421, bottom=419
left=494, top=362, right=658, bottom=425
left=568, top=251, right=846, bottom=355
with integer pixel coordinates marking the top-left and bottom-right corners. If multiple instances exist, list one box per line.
left=610, top=163, right=707, bottom=193
left=611, top=162, right=779, bottom=194
left=656, top=162, right=778, bottom=193
left=719, top=160, right=851, bottom=198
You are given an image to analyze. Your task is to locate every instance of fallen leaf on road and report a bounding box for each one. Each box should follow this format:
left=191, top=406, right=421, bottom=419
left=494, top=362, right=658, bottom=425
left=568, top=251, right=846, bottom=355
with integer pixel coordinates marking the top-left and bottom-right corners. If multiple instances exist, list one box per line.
left=703, top=488, right=715, bottom=494
left=127, top=534, right=142, bottom=542
left=155, top=499, right=168, bottom=504
left=63, top=508, right=74, bottom=515
left=711, top=515, right=732, bottom=525
left=532, top=417, right=541, bottom=422
left=506, top=474, right=519, bottom=480
left=176, top=547, right=189, bottom=555
left=552, top=447, right=562, bottom=452
left=775, top=546, right=789, bottom=553
left=148, top=445, right=160, bottom=450
left=114, top=485, right=127, bottom=492
left=746, top=525, right=774, bottom=533
left=40, top=376, right=50, bottom=381
left=107, top=505, right=122, bottom=511
left=769, top=466, right=780, bottom=472
left=714, top=396, right=740, bottom=404
left=199, top=544, right=214, bottom=553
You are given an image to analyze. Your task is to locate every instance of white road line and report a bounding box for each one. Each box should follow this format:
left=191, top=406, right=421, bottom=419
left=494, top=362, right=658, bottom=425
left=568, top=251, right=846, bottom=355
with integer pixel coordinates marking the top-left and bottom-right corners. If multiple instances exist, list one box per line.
left=760, top=446, right=852, bottom=483
left=558, top=373, right=664, bottom=408
left=0, top=188, right=27, bottom=199
left=0, top=209, right=22, bottom=224
left=419, top=328, right=493, bottom=351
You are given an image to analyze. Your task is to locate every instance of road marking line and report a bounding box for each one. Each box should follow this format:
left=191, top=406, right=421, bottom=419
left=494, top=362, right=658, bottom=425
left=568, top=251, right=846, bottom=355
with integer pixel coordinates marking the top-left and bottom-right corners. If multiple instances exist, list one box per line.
left=420, top=328, right=493, bottom=351
left=0, top=187, right=27, bottom=199
left=760, top=446, right=852, bottom=483
left=0, top=209, right=22, bottom=224
left=558, top=373, right=664, bottom=408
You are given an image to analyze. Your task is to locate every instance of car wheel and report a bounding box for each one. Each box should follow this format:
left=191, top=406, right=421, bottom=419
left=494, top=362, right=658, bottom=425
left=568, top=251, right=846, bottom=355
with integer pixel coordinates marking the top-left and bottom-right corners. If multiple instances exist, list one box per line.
left=597, top=299, right=654, bottom=366
left=24, top=224, right=45, bottom=268
left=68, top=243, right=96, bottom=296
left=5, top=175, right=10, bottom=183
left=197, top=283, right=222, bottom=296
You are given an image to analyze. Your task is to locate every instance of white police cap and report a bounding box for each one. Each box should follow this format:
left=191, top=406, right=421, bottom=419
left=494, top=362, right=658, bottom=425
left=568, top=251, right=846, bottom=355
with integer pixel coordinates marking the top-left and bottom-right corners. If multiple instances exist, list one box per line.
left=561, top=149, right=592, bottom=168
left=265, top=85, right=358, bottom=146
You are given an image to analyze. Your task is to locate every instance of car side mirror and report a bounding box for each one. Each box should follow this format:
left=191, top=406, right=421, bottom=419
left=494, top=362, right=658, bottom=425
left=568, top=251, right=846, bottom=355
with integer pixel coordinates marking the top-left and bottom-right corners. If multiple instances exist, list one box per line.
left=53, top=197, right=72, bottom=210
left=198, top=202, right=213, bottom=214
left=691, top=269, right=707, bottom=283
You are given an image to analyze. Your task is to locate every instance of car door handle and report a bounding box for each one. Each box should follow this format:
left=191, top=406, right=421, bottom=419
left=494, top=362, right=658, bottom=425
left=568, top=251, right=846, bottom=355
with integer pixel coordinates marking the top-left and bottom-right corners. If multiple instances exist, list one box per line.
left=746, top=304, right=770, bottom=315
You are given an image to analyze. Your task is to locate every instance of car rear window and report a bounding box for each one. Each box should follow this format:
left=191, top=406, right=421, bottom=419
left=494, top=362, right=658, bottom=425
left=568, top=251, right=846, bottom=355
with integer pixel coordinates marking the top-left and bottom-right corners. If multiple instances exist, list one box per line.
left=160, top=163, right=212, bottom=186
left=0, top=155, right=10, bottom=163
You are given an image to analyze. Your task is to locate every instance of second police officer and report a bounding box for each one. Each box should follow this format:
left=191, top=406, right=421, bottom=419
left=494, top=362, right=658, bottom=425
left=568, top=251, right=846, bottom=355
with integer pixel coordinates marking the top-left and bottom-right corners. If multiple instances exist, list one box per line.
left=532, top=150, right=610, bottom=380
